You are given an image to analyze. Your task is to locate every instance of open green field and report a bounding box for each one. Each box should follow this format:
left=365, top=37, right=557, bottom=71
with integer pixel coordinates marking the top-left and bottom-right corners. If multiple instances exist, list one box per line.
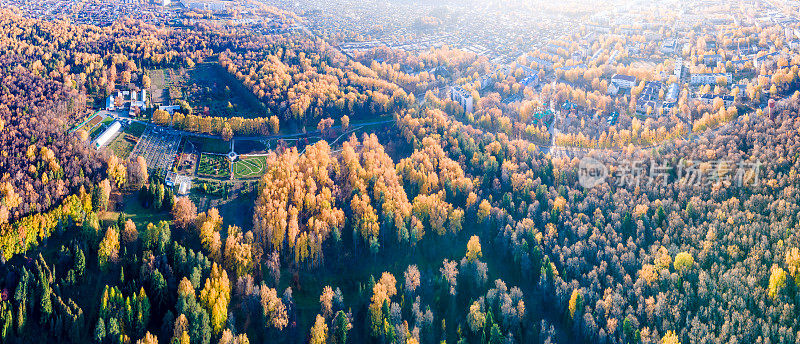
left=147, top=69, right=167, bottom=104
left=108, top=134, right=136, bottom=158
left=125, top=121, right=147, bottom=137
left=197, top=153, right=230, bottom=178
left=234, top=139, right=269, bottom=154
left=101, top=193, right=170, bottom=230
left=148, top=59, right=266, bottom=118
left=233, top=155, right=268, bottom=179
left=192, top=136, right=230, bottom=154
left=125, top=197, right=170, bottom=229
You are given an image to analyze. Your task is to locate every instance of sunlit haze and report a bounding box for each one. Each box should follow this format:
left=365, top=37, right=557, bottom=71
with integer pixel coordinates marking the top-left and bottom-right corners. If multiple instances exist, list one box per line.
left=0, top=0, right=796, bottom=343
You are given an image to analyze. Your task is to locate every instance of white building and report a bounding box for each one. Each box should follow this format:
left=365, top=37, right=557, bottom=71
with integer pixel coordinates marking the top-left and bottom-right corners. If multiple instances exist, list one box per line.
left=702, top=54, right=723, bottom=65
left=661, top=39, right=677, bottom=54
left=182, top=0, right=227, bottom=11
left=110, top=89, right=147, bottom=116
left=530, top=57, right=554, bottom=71
left=690, top=73, right=731, bottom=85
left=178, top=179, right=192, bottom=195
left=106, top=95, right=116, bottom=111
left=607, top=83, right=619, bottom=96
left=696, top=94, right=734, bottom=107
left=166, top=172, right=192, bottom=195
left=753, top=51, right=780, bottom=68
left=128, top=90, right=146, bottom=104
left=158, top=105, right=181, bottom=114
left=449, top=86, right=474, bottom=114
left=93, top=121, right=121, bottom=150
left=674, top=58, right=683, bottom=79
left=128, top=90, right=147, bottom=116
left=666, top=83, right=680, bottom=102
left=732, top=84, right=747, bottom=99
left=611, top=74, right=637, bottom=89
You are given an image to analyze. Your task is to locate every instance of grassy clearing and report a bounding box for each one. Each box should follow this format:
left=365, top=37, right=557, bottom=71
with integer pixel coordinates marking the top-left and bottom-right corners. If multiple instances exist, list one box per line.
left=148, top=69, right=167, bottom=104
left=194, top=137, right=230, bottom=154
left=217, top=191, right=255, bottom=229
left=109, top=134, right=136, bottom=158
left=125, top=121, right=147, bottom=137
left=125, top=197, right=170, bottom=229
left=102, top=194, right=170, bottom=230
left=148, top=60, right=266, bottom=118
left=233, top=155, right=267, bottom=179
left=233, top=139, right=269, bottom=154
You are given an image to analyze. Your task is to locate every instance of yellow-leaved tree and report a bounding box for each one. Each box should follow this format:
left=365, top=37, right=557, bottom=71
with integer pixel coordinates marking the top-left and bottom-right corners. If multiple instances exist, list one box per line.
left=199, top=263, right=231, bottom=335
left=466, top=235, right=482, bottom=262
left=768, top=266, right=788, bottom=300
left=568, top=289, right=582, bottom=319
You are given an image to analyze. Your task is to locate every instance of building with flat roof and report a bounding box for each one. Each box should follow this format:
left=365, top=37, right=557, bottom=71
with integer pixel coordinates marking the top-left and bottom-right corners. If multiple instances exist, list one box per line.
left=666, top=83, right=680, bottom=102
left=702, top=54, right=723, bottom=65
left=697, top=93, right=734, bottom=107
left=520, top=74, right=539, bottom=88
left=158, top=105, right=181, bottom=114
left=182, top=0, right=227, bottom=11
left=529, top=57, right=554, bottom=71
left=449, top=86, right=474, bottom=114
left=690, top=73, right=731, bottom=85
left=106, top=95, right=116, bottom=111
left=661, top=39, right=677, bottom=54
left=732, top=84, right=747, bottom=98
left=611, top=74, right=637, bottom=89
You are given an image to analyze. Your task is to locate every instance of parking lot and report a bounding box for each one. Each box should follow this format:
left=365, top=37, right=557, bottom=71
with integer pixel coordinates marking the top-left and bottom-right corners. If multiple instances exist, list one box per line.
left=129, top=126, right=181, bottom=177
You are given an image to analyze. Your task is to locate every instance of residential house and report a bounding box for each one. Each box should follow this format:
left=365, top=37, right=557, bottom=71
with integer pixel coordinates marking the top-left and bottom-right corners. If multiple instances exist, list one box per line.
left=530, top=57, right=554, bottom=71
left=697, top=93, right=735, bottom=107
left=450, top=86, right=474, bottom=114
left=611, top=74, right=637, bottom=89
left=702, top=54, right=723, bottom=65
left=690, top=73, right=731, bottom=85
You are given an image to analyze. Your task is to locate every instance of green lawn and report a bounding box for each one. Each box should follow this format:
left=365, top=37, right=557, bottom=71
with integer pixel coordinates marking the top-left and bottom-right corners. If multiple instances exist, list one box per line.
left=187, top=62, right=267, bottom=118
left=109, top=134, right=136, bottom=159
left=216, top=193, right=255, bottom=229
left=149, top=60, right=267, bottom=119
left=124, top=196, right=171, bottom=229
left=233, top=155, right=267, bottom=179
left=197, top=153, right=230, bottom=178
left=194, top=137, right=231, bottom=154
left=125, top=121, right=147, bottom=137
left=101, top=194, right=171, bottom=230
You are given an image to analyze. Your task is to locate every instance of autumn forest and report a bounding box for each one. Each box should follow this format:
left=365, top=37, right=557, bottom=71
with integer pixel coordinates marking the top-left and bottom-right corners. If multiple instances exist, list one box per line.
left=1, top=1, right=800, bottom=344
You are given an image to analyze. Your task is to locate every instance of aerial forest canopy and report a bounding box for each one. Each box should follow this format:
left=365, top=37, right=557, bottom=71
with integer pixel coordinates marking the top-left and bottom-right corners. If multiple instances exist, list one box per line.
left=3, top=1, right=800, bottom=344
